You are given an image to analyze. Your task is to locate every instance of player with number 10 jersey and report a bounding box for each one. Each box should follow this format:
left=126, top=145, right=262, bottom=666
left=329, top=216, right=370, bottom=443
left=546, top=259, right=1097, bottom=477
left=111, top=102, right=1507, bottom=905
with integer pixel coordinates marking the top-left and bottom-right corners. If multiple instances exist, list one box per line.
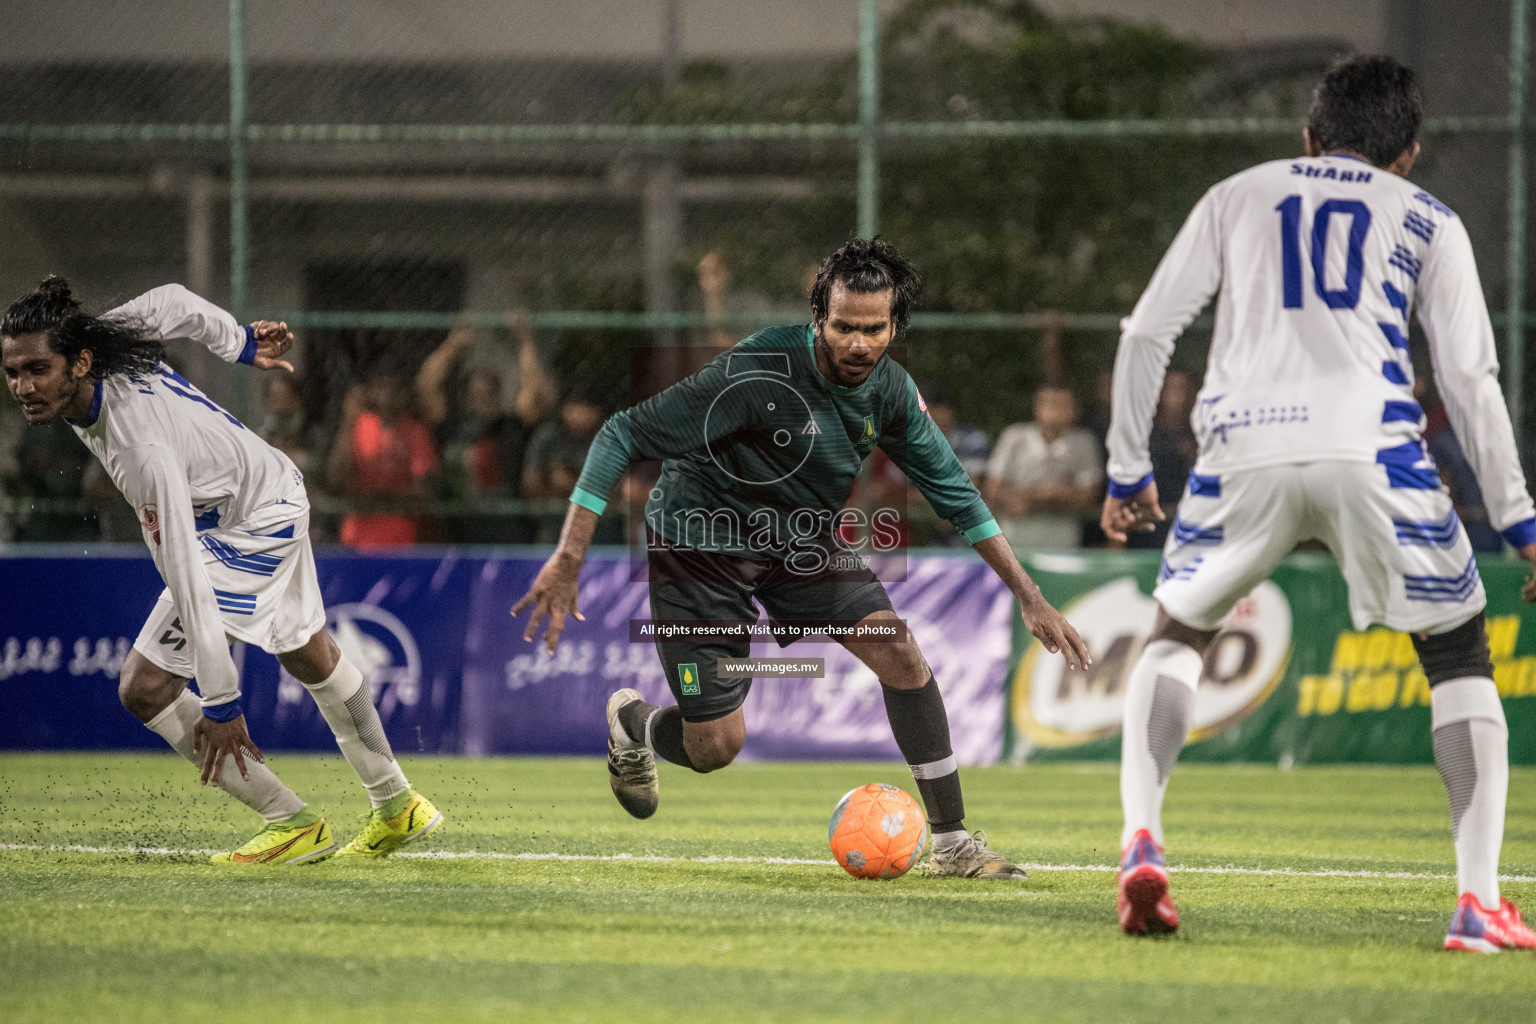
left=1102, top=55, right=1536, bottom=951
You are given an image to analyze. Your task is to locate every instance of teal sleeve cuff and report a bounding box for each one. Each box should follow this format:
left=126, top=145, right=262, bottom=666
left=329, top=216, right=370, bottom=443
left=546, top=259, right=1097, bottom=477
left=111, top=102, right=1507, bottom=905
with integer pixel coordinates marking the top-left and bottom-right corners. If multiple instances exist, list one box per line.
left=963, top=518, right=1002, bottom=544
left=570, top=487, right=608, bottom=515
left=571, top=411, right=633, bottom=513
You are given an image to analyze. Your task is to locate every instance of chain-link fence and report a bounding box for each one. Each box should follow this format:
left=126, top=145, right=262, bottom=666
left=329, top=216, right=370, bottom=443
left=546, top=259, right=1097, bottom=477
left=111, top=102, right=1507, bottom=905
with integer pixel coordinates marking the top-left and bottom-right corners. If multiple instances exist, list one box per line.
left=0, top=0, right=1530, bottom=548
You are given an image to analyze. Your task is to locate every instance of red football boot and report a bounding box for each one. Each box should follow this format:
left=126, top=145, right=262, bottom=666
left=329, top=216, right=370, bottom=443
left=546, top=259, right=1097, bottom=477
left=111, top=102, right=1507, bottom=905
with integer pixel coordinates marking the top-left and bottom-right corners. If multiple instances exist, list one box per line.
left=1119, top=829, right=1180, bottom=936
left=1444, top=893, right=1536, bottom=953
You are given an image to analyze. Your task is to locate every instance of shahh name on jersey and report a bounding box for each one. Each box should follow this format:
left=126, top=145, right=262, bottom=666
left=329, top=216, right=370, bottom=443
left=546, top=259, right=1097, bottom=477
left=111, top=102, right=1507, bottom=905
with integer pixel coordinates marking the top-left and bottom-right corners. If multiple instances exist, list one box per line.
left=1289, top=163, right=1373, bottom=183
left=1297, top=615, right=1536, bottom=716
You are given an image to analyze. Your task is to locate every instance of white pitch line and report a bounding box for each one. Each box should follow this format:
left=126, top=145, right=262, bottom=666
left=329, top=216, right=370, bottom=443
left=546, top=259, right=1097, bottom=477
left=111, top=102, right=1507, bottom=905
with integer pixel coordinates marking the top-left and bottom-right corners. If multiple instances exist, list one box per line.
left=3, top=842, right=1533, bottom=882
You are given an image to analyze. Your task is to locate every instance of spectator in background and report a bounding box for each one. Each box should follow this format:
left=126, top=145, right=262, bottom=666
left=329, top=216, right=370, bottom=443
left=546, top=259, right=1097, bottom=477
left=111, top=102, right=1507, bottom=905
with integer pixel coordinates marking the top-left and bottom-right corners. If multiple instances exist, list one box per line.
left=696, top=250, right=776, bottom=355
left=327, top=375, right=439, bottom=548
left=524, top=386, right=605, bottom=496
left=1418, top=375, right=1502, bottom=552
left=1126, top=369, right=1200, bottom=550
left=415, top=310, right=554, bottom=543
left=698, top=250, right=736, bottom=353
left=984, top=386, right=1104, bottom=551
left=523, top=385, right=611, bottom=543
left=1085, top=367, right=1116, bottom=450
left=259, top=372, right=318, bottom=476
left=897, top=386, right=991, bottom=546
left=923, top=386, right=990, bottom=483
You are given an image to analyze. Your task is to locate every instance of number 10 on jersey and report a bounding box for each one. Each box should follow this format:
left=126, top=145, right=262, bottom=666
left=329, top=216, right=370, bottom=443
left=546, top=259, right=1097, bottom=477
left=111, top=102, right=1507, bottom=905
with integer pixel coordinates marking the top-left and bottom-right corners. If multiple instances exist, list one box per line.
left=1277, top=195, right=1372, bottom=310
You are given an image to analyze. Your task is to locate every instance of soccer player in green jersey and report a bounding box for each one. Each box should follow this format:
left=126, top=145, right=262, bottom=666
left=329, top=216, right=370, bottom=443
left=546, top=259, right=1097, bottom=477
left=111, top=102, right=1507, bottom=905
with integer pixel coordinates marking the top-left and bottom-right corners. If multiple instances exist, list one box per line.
left=513, top=238, right=1089, bottom=879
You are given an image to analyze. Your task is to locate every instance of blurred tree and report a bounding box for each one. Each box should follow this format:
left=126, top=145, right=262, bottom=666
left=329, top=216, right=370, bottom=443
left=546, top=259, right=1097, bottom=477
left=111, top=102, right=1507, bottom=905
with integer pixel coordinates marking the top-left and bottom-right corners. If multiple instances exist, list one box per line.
left=626, top=0, right=1325, bottom=435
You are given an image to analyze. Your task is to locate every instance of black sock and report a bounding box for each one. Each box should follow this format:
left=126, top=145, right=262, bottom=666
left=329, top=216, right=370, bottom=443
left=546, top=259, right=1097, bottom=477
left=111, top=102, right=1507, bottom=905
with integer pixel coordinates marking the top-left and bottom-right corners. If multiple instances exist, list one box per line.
left=618, top=700, right=697, bottom=771
left=881, top=676, right=964, bottom=833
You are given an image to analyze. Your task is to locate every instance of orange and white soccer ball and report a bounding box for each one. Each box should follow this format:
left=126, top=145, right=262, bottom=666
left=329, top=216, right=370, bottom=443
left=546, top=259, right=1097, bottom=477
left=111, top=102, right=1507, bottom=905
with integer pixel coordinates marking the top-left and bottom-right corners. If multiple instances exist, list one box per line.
left=828, top=783, right=928, bottom=879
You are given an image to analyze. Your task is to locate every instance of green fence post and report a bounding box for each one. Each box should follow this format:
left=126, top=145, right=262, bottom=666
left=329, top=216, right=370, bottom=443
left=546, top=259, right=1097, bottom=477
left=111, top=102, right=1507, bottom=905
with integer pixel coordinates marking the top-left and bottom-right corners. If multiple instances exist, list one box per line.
left=1508, top=0, right=1529, bottom=442
left=229, top=0, right=248, bottom=323
left=857, top=0, right=879, bottom=239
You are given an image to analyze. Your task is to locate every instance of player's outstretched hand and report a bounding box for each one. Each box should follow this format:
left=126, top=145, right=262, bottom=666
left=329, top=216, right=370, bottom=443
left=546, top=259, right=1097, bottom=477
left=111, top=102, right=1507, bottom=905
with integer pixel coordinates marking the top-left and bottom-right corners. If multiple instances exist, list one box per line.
left=1018, top=592, right=1092, bottom=671
left=1101, top=480, right=1164, bottom=544
left=511, top=551, right=586, bottom=656
left=192, top=714, right=265, bottom=787
left=1519, top=542, right=1536, bottom=602
left=248, top=320, right=295, bottom=373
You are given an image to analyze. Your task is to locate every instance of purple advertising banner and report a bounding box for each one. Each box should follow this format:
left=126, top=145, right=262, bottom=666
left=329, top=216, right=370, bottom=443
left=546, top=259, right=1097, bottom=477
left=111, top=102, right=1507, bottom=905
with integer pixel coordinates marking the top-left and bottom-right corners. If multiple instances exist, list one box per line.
left=3, top=549, right=1013, bottom=761
left=458, top=553, right=1014, bottom=764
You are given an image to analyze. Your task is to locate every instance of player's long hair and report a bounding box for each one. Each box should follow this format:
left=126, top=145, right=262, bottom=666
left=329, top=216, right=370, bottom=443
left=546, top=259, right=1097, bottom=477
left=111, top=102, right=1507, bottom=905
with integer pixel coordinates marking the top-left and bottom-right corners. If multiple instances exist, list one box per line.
left=1, top=276, right=165, bottom=378
left=1307, top=55, right=1422, bottom=168
left=810, top=237, right=921, bottom=334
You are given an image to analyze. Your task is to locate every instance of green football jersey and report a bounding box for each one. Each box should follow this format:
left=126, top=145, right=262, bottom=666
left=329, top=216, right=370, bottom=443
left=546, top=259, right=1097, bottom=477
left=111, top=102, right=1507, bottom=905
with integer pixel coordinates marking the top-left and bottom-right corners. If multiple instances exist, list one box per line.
left=570, top=324, right=999, bottom=558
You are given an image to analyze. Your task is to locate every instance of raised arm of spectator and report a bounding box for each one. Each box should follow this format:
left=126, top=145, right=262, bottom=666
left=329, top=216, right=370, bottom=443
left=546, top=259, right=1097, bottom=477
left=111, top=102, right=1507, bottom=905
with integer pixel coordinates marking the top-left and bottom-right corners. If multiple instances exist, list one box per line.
left=510, top=309, right=555, bottom=426
left=414, top=323, right=474, bottom=427
left=325, top=386, right=365, bottom=493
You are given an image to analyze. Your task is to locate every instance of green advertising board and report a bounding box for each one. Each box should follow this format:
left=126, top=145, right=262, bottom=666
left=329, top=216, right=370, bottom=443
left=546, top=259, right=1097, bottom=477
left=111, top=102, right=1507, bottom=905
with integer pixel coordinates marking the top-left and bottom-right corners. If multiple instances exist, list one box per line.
left=1005, top=551, right=1536, bottom=765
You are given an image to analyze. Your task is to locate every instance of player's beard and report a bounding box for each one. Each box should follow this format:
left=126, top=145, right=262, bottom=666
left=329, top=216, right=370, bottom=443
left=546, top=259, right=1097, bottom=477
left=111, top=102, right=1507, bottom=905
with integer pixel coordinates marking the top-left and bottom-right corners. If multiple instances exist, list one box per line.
left=813, top=326, right=879, bottom=387
left=17, top=373, right=81, bottom=423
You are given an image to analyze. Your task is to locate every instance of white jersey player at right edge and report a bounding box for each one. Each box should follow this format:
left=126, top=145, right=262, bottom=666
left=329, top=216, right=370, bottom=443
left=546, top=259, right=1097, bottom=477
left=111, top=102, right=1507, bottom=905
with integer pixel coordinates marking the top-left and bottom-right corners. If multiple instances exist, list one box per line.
left=1103, top=56, right=1536, bottom=952
left=1, top=276, right=442, bottom=864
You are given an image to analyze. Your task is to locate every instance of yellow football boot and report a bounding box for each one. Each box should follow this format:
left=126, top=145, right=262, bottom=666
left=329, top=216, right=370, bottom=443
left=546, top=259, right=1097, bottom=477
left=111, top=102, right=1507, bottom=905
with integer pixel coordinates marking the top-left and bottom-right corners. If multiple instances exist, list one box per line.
left=334, top=789, right=443, bottom=858
left=210, top=812, right=336, bottom=865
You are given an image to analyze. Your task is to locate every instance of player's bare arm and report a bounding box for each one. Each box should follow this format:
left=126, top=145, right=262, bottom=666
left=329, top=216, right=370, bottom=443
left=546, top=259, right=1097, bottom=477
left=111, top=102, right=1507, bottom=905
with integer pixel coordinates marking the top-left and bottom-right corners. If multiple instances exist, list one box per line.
left=512, top=502, right=595, bottom=654
left=1100, top=479, right=1164, bottom=544
left=971, top=532, right=1091, bottom=670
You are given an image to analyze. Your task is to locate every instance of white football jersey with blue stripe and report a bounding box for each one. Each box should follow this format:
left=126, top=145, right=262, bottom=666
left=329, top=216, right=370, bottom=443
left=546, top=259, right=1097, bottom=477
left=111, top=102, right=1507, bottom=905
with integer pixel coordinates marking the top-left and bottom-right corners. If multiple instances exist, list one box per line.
left=1107, top=154, right=1535, bottom=549
left=68, top=285, right=307, bottom=708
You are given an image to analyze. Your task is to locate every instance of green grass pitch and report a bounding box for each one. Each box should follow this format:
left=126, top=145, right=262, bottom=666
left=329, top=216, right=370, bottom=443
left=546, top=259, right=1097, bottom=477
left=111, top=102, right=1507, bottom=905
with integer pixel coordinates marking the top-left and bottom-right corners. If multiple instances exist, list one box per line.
left=3, top=753, right=1535, bottom=1023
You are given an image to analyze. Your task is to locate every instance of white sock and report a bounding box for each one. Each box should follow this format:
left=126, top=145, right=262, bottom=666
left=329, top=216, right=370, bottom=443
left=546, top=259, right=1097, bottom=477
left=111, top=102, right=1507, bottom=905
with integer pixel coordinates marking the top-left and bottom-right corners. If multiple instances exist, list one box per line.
left=932, top=829, right=969, bottom=852
left=302, top=655, right=410, bottom=807
left=1120, top=639, right=1203, bottom=849
left=145, top=689, right=306, bottom=823
left=1431, top=676, right=1507, bottom=907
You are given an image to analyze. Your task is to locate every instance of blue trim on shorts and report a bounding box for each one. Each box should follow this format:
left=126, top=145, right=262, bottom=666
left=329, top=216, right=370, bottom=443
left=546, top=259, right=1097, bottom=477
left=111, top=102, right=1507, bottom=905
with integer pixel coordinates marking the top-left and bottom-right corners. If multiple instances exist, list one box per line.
left=1393, top=510, right=1460, bottom=548
left=203, top=535, right=283, bottom=577
left=1157, top=557, right=1204, bottom=584
left=1404, top=554, right=1480, bottom=603
left=213, top=587, right=257, bottom=616
left=1382, top=361, right=1410, bottom=385
left=1169, top=517, right=1224, bottom=547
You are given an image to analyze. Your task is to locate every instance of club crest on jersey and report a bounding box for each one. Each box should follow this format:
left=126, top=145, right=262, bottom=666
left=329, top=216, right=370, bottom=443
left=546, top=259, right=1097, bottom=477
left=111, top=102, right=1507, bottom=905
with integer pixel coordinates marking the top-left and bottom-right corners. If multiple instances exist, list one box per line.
left=857, top=415, right=877, bottom=450
left=917, top=390, right=931, bottom=421
left=140, top=505, right=161, bottom=546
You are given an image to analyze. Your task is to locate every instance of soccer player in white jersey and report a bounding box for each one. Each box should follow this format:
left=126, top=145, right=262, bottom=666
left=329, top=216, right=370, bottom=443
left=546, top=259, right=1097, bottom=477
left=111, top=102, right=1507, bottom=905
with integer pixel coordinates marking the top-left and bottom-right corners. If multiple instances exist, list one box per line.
left=1102, top=56, right=1536, bottom=951
left=1, top=276, right=443, bottom=864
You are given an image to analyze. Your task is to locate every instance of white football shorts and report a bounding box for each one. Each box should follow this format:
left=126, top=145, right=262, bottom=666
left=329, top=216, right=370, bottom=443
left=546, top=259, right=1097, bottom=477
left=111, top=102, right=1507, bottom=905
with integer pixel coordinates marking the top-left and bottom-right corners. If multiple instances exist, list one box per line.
left=1154, top=457, right=1485, bottom=635
left=133, top=503, right=326, bottom=677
